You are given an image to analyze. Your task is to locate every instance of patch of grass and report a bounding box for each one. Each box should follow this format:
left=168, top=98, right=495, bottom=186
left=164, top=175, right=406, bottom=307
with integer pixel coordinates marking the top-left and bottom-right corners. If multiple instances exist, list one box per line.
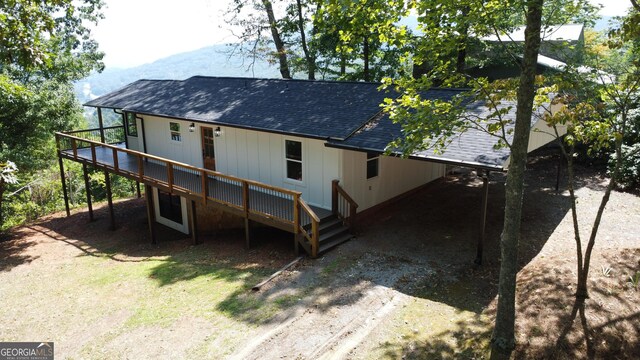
left=216, top=288, right=305, bottom=325
left=374, top=300, right=492, bottom=359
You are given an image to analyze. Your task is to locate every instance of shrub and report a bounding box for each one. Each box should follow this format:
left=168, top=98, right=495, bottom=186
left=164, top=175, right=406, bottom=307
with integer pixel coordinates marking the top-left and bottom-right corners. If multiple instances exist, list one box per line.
left=609, top=143, right=640, bottom=190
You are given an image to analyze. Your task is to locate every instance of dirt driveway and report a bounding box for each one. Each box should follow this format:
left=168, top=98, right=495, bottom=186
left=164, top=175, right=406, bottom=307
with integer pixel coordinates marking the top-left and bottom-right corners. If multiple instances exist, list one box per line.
left=1, top=151, right=638, bottom=359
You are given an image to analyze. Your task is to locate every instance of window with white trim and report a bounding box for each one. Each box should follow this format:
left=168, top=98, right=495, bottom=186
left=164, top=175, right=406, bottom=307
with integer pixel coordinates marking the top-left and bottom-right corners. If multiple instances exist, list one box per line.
left=285, top=140, right=303, bottom=181
left=366, top=152, right=379, bottom=179
left=170, top=122, right=181, bottom=141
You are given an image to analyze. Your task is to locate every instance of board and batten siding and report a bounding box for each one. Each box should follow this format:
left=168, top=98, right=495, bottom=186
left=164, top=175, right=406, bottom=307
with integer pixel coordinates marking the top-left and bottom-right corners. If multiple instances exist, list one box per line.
left=140, top=116, right=341, bottom=210
left=215, top=126, right=340, bottom=209
left=341, top=150, right=446, bottom=211
left=142, top=116, right=204, bottom=168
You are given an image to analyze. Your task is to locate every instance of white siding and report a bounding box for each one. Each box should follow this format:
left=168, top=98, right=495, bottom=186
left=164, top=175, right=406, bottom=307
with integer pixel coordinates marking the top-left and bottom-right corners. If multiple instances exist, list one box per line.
left=140, top=116, right=444, bottom=211
left=527, top=118, right=566, bottom=153
left=141, top=116, right=341, bottom=209
left=341, top=150, right=446, bottom=211
left=142, top=116, right=203, bottom=167
left=215, top=127, right=340, bottom=209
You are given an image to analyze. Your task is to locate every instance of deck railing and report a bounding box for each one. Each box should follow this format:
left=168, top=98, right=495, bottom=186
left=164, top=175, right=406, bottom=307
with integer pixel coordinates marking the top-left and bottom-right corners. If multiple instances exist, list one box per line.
left=55, top=131, right=320, bottom=255
left=332, top=179, right=358, bottom=227
left=65, top=126, right=125, bottom=145
left=298, top=199, right=320, bottom=257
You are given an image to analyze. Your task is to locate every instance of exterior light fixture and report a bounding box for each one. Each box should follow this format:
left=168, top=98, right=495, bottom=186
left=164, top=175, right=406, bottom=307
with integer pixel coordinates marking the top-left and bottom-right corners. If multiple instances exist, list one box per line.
left=189, top=123, right=195, bottom=132
left=214, top=126, right=222, bottom=137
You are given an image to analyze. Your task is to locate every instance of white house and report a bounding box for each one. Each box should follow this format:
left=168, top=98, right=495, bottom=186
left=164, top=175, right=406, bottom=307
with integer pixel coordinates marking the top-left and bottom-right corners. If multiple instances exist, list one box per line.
left=56, top=76, right=561, bottom=258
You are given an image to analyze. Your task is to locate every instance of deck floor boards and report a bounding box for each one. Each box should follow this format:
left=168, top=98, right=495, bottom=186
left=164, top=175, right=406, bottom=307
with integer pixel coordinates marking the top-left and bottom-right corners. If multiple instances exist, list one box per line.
left=62, top=145, right=332, bottom=226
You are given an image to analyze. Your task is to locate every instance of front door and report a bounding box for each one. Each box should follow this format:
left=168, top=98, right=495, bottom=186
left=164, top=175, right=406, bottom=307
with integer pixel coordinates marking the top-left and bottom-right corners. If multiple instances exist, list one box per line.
left=201, top=126, right=216, bottom=171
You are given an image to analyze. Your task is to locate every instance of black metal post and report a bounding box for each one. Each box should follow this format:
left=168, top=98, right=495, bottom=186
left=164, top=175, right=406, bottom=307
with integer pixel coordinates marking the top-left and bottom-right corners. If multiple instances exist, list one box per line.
left=97, top=107, right=105, bottom=143
left=475, top=170, right=490, bottom=265
left=555, top=149, right=563, bottom=194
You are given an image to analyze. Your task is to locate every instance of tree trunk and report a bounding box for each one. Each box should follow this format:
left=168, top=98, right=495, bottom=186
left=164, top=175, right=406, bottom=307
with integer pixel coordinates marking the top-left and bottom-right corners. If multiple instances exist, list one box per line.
left=561, top=144, right=586, bottom=299
left=0, top=180, right=4, bottom=227
left=340, top=52, right=346, bottom=76
left=490, top=0, right=544, bottom=359
left=296, top=0, right=316, bottom=80
left=363, top=37, right=370, bottom=81
left=262, top=0, right=291, bottom=79
left=456, top=7, right=470, bottom=74
left=576, top=132, right=623, bottom=299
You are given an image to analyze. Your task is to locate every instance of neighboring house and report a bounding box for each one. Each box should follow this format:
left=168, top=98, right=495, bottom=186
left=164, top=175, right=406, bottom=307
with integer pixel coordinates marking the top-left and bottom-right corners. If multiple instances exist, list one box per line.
left=467, top=24, right=586, bottom=80
left=56, top=76, right=561, bottom=259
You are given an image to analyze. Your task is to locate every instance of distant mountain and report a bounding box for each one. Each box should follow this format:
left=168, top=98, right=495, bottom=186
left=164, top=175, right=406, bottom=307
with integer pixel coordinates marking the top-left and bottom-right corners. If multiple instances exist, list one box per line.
left=75, top=44, right=280, bottom=103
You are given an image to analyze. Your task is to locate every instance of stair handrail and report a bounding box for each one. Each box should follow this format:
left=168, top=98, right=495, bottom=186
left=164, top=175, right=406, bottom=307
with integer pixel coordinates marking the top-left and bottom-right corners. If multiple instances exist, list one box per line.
left=298, top=198, right=320, bottom=258
left=331, top=179, right=358, bottom=227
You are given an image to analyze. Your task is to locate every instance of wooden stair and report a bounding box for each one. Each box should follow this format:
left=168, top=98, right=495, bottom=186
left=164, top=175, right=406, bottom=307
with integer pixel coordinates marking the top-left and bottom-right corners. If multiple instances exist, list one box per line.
left=304, top=214, right=353, bottom=255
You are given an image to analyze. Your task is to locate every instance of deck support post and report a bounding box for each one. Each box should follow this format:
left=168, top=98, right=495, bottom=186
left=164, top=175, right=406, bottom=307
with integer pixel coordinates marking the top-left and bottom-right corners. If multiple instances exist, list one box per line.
left=189, top=200, right=199, bottom=245
left=244, top=218, right=252, bottom=249
left=294, top=234, right=300, bottom=255
left=475, top=170, right=490, bottom=265
left=145, top=184, right=157, bottom=244
left=82, top=164, right=94, bottom=221
left=58, top=156, right=71, bottom=217
left=104, top=170, right=116, bottom=230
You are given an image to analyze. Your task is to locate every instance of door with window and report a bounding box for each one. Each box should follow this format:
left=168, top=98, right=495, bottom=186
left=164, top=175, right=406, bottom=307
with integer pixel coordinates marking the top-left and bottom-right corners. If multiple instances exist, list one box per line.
left=201, top=127, right=216, bottom=170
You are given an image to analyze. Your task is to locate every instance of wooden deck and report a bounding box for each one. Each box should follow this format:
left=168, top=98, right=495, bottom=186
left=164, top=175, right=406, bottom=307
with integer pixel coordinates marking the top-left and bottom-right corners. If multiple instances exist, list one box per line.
left=56, top=131, right=351, bottom=257
left=61, top=144, right=332, bottom=225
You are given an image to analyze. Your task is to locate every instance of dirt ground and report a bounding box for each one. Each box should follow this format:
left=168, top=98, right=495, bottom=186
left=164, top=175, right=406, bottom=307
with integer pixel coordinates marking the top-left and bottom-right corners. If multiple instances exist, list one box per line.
left=1, top=150, right=638, bottom=359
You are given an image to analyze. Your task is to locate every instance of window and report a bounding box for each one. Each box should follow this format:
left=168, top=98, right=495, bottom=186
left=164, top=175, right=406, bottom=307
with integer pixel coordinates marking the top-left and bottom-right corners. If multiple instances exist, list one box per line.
left=170, top=122, right=181, bottom=141
left=285, top=140, right=302, bottom=181
left=366, top=152, right=379, bottom=179
left=158, top=190, right=183, bottom=224
left=125, top=112, right=138, bottom=137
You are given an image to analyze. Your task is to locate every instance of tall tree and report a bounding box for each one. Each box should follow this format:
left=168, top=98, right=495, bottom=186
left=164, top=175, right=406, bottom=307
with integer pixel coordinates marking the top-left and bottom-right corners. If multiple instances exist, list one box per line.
left=543, top=1, right=640, bottom=302
left=0, top=0, right=104, bottom=229
left=376, top=0, right=593, bottom=358
left=490, top=1, right=543, bottom=358
left=314, top=0, right=409, bottom=81
left=262, top=0, right=292, bottom=78
left=227, top=0, right=294, bottom=79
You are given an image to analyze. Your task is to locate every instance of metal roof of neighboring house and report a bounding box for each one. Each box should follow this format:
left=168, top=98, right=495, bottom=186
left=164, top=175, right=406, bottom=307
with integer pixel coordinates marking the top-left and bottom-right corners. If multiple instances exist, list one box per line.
left=85, top=76, right=391, bottom=140
left=481, top=23, right=584, bottom=42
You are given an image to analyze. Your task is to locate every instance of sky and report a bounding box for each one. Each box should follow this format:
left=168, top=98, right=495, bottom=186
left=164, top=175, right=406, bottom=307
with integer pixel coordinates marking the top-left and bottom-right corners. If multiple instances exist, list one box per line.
left=90, top=0, right=634, bottom=69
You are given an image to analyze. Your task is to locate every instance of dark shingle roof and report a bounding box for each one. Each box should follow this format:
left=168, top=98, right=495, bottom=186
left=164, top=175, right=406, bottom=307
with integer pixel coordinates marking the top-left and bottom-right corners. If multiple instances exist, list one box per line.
left=328, top=89, right=523, bottom=171
left=85, top=76, right=391, bottom=140
left=86, top=76, right=538, bottom=170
